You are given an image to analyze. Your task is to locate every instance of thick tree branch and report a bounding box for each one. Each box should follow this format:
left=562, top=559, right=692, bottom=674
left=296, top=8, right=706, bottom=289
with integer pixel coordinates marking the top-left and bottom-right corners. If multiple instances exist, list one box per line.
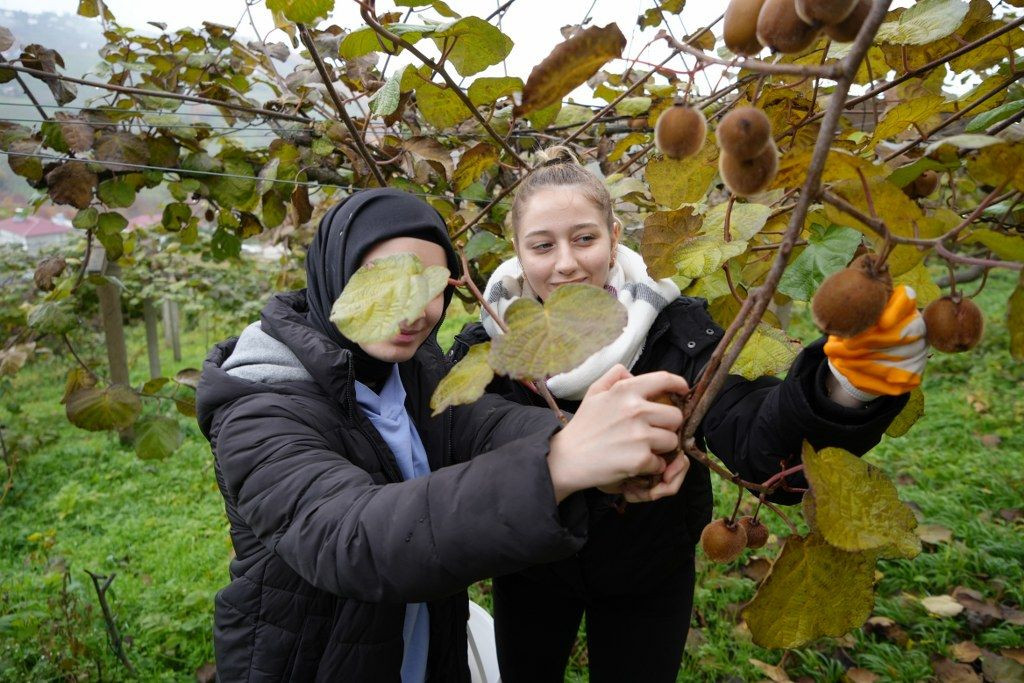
left=660, top=31, right=841, bottom=79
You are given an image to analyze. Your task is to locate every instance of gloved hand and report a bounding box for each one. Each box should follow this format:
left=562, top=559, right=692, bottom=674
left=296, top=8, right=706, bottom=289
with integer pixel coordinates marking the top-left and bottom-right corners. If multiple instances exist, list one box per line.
left=823, top=284, right=927, bottom=401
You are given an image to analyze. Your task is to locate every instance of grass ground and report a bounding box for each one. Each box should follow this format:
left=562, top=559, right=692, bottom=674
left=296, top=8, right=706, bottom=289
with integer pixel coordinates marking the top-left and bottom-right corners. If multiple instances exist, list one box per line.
left=1, top=277, right=1022, bottom=681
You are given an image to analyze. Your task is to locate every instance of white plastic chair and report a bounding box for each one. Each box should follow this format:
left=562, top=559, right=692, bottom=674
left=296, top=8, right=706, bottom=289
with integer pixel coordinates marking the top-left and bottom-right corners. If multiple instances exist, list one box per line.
left=467, top=601, right=501, bottom=683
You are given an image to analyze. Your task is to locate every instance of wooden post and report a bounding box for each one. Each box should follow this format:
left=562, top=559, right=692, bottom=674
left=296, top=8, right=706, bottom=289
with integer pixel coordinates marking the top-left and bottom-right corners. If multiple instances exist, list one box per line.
left=169, top=300, right=182, bottom=362
left=90, top=251, right=132, bottom=444
left=162, top=299, right=173, bottom=348
left=143, top=298, right=161, bottom=379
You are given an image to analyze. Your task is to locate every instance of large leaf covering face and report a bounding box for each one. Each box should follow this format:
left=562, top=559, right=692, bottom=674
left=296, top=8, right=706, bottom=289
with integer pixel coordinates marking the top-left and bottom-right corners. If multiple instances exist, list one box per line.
left=801, top=443, right=921, bottom=559
left=65, top=385, right=141, bottom=431
left=743, top=533, right=876, bottom=649
left=330, top=253, right=450, bottom=345
left=430, top=342, right=495, bottom=415
left=489, top=284, right=627, bottom=380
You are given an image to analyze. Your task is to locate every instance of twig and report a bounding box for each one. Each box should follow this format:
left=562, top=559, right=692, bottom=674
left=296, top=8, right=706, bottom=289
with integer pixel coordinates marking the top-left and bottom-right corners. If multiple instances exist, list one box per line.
left=62, top=335, right=98, bottom=381
left=1, top=62, right=311, bottom=123
left=85, top=571, right=134, bottom=673
left=2, top=58, right=49, bottom=120
left=297, top=23, right=386, bottom=186
left=71, top=229, right=93, bottom=294
left=762, top=498, right=800, bottom=536
left=449, top=172, right=527, bottom=241
left=660, top=31, right=841, bottom=79
left=485, top=0, right=518, bottom=21
left=358, top=1, right=527, bottom=168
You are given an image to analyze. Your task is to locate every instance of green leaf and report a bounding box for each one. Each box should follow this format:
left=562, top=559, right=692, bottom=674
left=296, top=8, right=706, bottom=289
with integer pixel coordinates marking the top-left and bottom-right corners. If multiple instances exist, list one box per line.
left=432, top=16, right=513, bottom=78
left=886, top=387, right=924, bottom=437
left=262, top=190, right=287, bottom=229
left=778, top=224, right=862, bottom=301
left=135, top=416, right=183, bottom=460
left=265, top=0, right=335, bottom=24
left=27, top=300, right=77, bottom=335
left=208, top=159, right=256, bottom=209
left=614, top=96, right=651, bottom=117
left=72, top=207, right=98, bottom=229
left=414, top=76, right=471, bottom=129
left=395, top=0, right=459, bottom=17
left=963, top=228, right=1024, bottom=262
left=463, top=230, right=505, bottom=260
left=515, top=23, right=626, bottom=116
left=876, top=0, right=971, bottom=45
left=97, top=179, right=136, bottom=208
left=368, top=65, right=407, bottom=117
left=489, top=284, right=627, bottom=380
left=731, top=323, right=801, bottom=380
left=162, top=202, right=192, bottom=231
left=467, top=76, right=523, bottom=106
left=701, top=202, right=772, bottom=242
left=95, top=227, right=124, bottom=261
left=210, top=227, right=241, bottom=260
left=340, top=24, right=433, bottom=59
left=672, top=236, right=747, bottom=281
left=645, top=144, right=718, bottom=208
left=453, top=143, right=498, bottom=192
left=8, top=141, right=43, bottom=181
left=1009, top=272, right=1024, bottom=360
left=97, top=211, right=128, bottom=234
left=430, top=343, right=495, bottom=415
left=65, top=385, right=141, bottom=431
left=640, top=207, right=702, bottom=279
left=965, top=99, right=1024, bottom=133
left=330, top=253, right=450, bottom=344
left=743, top=533, right=876, bottom=649
left=802, top=442, right=921, bottom=559
left=886, top=157, right=946, bottom=190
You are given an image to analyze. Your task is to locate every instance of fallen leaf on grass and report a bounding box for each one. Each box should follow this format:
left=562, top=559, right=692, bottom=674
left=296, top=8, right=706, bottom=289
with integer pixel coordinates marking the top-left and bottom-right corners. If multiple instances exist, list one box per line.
left=952, top=640, right=983, bottom=663
left=750, top=657, right=791, bottom=682
left=966, top=393, right=989, bottom=413
left=1003, top=649, right=1024, bottom=666
left=1001, top=606, right=1024, bottom=626
left=195, top=662, right=216, bottom=683
left=932, top=656, right=982, bottom=683
left=981, top=650, right=1024, bottom=683
left=740, top=556, right=772, bottom=583
left=917, top=523, right=954, bottom=546
left=922, top=595, right=965, bottom=617
left=978, top=433, right=1002, bottom=448
left=843, top=668, right=879, bottom=683
left=952, top=586, right=1003, bottom=629
left=864, top=615, right=910, bottom=647
left=999, top=508, right=1023, bottom=523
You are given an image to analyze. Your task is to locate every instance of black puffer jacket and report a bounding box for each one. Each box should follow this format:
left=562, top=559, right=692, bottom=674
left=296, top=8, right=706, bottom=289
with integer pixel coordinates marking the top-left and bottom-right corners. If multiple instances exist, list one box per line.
left=449, top=297, right=908, bottom=595
left=196, top=291, right=588, bottom=682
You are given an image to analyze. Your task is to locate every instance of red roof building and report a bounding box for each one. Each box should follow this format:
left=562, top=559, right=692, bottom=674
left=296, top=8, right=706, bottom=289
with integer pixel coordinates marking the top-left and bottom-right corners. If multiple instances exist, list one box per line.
left=0, top=215, right=73, bottom=254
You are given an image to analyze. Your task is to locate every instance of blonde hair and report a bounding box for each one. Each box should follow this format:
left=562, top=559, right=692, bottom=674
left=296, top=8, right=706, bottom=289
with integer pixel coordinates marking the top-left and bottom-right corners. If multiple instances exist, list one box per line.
left=509, top=146, right=615, bottom=239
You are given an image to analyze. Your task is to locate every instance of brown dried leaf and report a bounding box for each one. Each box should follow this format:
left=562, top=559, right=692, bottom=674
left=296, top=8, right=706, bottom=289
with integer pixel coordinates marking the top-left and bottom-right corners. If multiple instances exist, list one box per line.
left=864, top=615, right=910, bottom=647
left=844, top=669, right=880, bottom=683
left=952, top=641, right=983, bottom=663
left=916, top=523, right=953, bottom=546
left=54, top=112, right=94, bottom=153
left=45, top=161, right=97, bottom=209
left=33, top=255, right=66, bottom=291
left=932, top=656, right=982, bottom=683
left=740, top=557, right=772, bottom=584
left=749, top=658, right=791, bottom=682
left=1002, top=649, right=1024, bottom=666
left=952, top=586, right=1003, bottom=628
left=640, top=206, right=701, bottom=279
left=515, top=23, right=626, bottom=116
left=981, top=651, right=1024, bottom=683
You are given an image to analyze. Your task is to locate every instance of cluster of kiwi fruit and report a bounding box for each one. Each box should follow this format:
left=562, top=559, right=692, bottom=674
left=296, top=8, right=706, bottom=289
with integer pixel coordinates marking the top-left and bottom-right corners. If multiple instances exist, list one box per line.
left=725, top=0, right=871, bottom=56
left=811, top=251, right=985, bottom=352
left=700, top=515, right=769, bottom=563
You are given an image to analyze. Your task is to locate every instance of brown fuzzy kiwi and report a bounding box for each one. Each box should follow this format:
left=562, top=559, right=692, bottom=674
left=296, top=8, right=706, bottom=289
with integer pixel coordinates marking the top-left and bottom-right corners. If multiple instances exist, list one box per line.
left=719, top=141, right=779, bottom=197
left=756, top=0, right=821, bottom=54
left=655, top=104, right=707, bottom=160
left=824, top=0, right=870, bottom=42
left=738, top=516, right=770, bottom=549
left=794, top=0, right=859, bottom=26
left=902, top=170, right=939, bottom=199
left=923, top=296, right=984, bottom=352
left=700, top=518, right=748, bottom=563
left=717, top=107, right=773, bottom=160
left=811, top=253, right=893, bottom=337
left=725, top=0, right=768, bottom=56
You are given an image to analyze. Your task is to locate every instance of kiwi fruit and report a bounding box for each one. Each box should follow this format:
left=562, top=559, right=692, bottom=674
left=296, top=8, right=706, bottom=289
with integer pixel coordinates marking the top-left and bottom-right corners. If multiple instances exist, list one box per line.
left=794, top=0, right=859, bottom=26
left=717, top=107, right=773, bottom=160
left=700, top=518, right=748, bottom=563
left=725, top=0, right=767, bottom=56
left=719, top=141, right=779, bottom=197
left=654, top=104, right=707, bottom=160
left=811, top=253, right=893, bottom=337
left=824, top=0, right=870, bottom=42
left=923, top=296, right=984, bottom=352
left=738, top=516, right=769, bottom=549
left=902, top=170, right=939, bottom=199
left=756, top=0, right=821, bottom=54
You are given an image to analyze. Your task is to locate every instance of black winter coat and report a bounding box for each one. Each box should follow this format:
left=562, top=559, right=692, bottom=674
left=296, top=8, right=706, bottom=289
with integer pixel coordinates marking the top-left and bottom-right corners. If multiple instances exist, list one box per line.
left=448, top=297, right=908, bottom=596
left=196, top=291, right=589, bottom=682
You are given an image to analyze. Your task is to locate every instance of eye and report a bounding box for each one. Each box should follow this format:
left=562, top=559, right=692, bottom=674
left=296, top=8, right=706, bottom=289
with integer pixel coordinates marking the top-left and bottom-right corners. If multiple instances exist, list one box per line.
left=530, top=242, right=553, bottom=252
left=575, top=233, right=597, bottom=245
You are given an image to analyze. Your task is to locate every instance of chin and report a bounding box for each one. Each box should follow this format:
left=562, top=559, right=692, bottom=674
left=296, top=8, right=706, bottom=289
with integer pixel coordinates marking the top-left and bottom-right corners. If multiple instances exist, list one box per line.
left=361, top=340, right=420, bottom=363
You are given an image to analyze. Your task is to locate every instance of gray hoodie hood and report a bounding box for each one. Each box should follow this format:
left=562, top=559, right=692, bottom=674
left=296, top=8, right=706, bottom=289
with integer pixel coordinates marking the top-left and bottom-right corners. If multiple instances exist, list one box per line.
left=221, top=322, right=313, bottom=384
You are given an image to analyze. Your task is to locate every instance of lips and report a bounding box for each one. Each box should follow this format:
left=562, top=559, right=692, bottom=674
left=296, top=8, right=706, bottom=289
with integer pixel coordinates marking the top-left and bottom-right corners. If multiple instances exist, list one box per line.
left=549, top=277, right=588, bottom=286
left=393, top=327, right=422, bottom=343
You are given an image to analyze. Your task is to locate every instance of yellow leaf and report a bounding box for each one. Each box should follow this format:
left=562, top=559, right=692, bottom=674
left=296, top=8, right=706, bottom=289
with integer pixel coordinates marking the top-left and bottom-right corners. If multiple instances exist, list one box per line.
left=964, top=229, right=1024, bottom=263
left=871, top=95, right=948, bottom=146
left=452, top=143, right=498, bottom=192
left=489, top=284, right=627, bottom=380
left=645, top=143, right=718, bottom=208
left=886, top=387, right=925, bottom=437
left=731, top=323, right=801, bottom=380
left=673, top=236, right=747, bottom=280
left=743, top=533, right=876, bottom=649
left=640, top=206, right=702, bottom=279
left=802, top=443, right=921, bottom=559
left=967, top=141, right=1024, bottom=193
left=701, top=202, right=772, bottom=242
left=430, top=343, right=495, bottom=415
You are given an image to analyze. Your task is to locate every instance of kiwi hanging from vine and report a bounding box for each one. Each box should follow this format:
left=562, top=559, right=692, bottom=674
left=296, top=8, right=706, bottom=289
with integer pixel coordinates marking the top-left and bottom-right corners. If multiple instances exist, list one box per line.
left=725, top=0, right=768, bottom=56
left=756, top=0, right=820, bottom=54
left=719, top=141, right=779, bottom=197
left=923, top=295, right=984, bottom=352
left=654, top=104, right=707, bottom=160
left=812, top=253, right=893, bottom=338
left=701, top=518, right=748, bottom=563
left=717, top=106, right=773, bottom=160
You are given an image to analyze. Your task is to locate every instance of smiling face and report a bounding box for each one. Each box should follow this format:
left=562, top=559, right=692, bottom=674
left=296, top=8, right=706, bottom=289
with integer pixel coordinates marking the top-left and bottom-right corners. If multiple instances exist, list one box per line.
left=356, top=236, right=448, bottom=363
left=514, top=185, right=621, bottom=301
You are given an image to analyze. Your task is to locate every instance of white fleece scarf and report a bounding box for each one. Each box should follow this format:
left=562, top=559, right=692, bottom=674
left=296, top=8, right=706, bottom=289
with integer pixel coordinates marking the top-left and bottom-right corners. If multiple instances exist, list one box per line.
left=481, top=244, right=681, bottom=400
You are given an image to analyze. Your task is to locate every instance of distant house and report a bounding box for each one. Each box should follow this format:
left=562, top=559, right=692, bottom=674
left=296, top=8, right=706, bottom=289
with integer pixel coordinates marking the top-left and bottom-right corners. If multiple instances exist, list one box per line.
left=0, top=215, right=73, bottom=254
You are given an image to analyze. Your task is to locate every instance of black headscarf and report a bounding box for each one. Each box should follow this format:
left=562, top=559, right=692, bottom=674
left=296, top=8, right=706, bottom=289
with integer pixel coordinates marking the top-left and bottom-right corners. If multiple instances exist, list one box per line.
left=304, top=188, right=461, bottom=386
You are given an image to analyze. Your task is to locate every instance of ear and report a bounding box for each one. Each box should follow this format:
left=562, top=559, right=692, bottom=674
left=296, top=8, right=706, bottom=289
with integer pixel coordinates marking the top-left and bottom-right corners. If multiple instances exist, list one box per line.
left=610, top=218, right=622, bottom=248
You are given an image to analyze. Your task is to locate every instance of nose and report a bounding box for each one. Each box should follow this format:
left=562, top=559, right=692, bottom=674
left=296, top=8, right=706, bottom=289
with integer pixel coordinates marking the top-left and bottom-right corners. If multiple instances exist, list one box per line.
left=554, top=243, right=578, bottom=275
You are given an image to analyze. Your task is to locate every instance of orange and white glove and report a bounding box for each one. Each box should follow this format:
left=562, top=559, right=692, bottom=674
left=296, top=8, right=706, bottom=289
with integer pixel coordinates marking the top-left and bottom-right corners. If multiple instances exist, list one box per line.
left=823, top=285, right=927, bottom=401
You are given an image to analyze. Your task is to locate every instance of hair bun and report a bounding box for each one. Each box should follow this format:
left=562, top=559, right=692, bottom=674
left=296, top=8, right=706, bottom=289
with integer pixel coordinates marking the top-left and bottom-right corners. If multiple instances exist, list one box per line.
left=535, top=145, right=580, bottom=167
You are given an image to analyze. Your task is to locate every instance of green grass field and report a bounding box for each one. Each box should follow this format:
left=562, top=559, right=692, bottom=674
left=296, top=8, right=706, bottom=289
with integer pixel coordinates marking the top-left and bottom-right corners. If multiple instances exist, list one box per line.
left=1, top=278, right=1022, bottom=682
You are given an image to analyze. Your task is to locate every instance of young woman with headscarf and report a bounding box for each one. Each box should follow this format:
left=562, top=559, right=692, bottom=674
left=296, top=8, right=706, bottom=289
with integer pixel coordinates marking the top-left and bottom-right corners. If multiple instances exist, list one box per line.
left=195, top=188, right=690, bottom=682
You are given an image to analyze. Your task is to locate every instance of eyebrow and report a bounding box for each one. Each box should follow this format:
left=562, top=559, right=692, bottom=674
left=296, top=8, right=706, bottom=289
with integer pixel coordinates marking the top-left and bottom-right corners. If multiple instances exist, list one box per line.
left=522, top=222, right=601, bottom=240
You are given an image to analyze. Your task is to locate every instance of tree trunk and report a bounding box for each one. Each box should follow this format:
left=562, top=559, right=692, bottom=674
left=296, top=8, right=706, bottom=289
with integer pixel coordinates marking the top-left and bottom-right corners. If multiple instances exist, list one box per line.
left=143, top=298, right=161, bottom=379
